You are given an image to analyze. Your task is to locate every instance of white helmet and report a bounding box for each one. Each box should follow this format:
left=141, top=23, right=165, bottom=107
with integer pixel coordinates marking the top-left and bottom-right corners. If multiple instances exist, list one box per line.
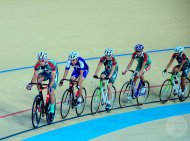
left=68, top=52, right=79, bottom=60
left=105, top=48, right=114, bottom=56
left=37, top=52, right=48, bottom=60
left=174, top=46, right=184, bottom=53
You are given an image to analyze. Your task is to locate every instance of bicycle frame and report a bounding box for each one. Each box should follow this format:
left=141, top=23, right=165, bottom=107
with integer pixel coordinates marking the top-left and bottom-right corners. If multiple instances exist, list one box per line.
left=168, top=72, right=181, bottom=94
left=61, top=79, right=78, bottom=107
left=128, top=70, right=144, bottom=97
left=99, top=78, right=109, bottom=104
left=31, top=83, right=49, bottom=112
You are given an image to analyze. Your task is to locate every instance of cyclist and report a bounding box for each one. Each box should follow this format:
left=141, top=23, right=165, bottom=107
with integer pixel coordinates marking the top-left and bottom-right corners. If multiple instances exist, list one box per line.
left=122, top=44, right=151, bottom=94
left=26, top=52, right=58, bottom=117
left=93, top=48, right=118, bottom=111
left=163, top=46, right=190, bottom=96
left=59, top=52, right=89, bottom=106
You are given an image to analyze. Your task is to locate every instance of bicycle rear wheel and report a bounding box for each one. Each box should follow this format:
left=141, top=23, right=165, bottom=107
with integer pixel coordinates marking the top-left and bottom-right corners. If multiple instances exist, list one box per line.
left=75, top=87, right=87, bottom=116
left=31, top=95, right=43, bottom=128
left=110, top=85, right=116, bottom=110
left=90, top=87, right=101, bottom=115
left=178, top=78, right=190, bottom=102
left=136, top=80, right=150, bottom=105
left=119, top=81, right=132, bottom=108
left=60, top=89, right=71, bottom=119
left=159, top=79, right=173, bottom=103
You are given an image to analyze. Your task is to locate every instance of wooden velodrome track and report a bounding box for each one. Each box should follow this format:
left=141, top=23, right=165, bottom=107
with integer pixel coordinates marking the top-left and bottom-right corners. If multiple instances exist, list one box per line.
left=0, top=0, right=190, bottom=140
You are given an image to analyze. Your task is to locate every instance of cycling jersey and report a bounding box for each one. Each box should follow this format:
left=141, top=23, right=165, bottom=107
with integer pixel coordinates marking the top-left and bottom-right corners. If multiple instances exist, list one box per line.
left=172, top=53, right=190, bottom=68
left=65, top=57, right=89, bottom=71
left=100, top=56, right=118, bottom=72
left=132, top=52, right=151, bottom=65
left=34, top=59, right=58, bottom=73
left=99, top=56, right=118, bottom=84
left=34, top=59, right=58, bottom=89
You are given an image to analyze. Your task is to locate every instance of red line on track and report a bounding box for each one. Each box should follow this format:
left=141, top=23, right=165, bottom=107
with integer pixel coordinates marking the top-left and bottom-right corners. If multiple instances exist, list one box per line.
left=0, top=84, right=162, bottom=119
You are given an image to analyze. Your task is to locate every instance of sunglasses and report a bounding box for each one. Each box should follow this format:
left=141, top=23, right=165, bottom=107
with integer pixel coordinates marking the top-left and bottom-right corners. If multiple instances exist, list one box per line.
left=136, top=51, right=141, bottom=53
left=71, top=59, right=76, bottom=62
left=105, top=55, right=112, bottom=57
left=38, top=60, right=45, bottom=62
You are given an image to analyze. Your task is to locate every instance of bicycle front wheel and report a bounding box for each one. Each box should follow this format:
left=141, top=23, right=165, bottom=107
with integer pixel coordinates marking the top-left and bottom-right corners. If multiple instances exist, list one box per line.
left=136, top=80, right=150, bottom=105
left=119, top=81, right=132, bottom=108
left=31, top=95, right=43, bottom=128
left=60, top=89, right=71, bottom=119
left=178, top=78, right=190, bottom=102
left=90, top=87, right=101, bottom=115
left=159, top=79, right=173, bottom=103
left=75, top=87, right=87, bottom=116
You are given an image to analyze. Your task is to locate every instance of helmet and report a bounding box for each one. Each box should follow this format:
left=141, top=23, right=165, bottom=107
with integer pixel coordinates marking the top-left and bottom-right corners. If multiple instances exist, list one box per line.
left=68, top=52, right=79, bottom=60
left=174, top=46, right=184, bottom=53
left=134, top=44, right=144, bottom=51
left=37, top=52, right=48, bottom=60
left=105, top=48, right=114, bottom=56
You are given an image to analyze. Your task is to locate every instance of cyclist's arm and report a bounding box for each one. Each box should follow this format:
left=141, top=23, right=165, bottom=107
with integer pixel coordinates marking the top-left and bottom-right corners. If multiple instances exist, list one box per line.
left=30, top=71, right=39, bottom=83
left=62, top=69, right=69, bottom=80
left=165, top=57, right=174, bottom=71
left=178, top=59, right=186, bottom=72
left=125, top=58, right=134, bottom=71
left=94, top=62, right=103, bottom=75
left=49, top=71, right=56, bottom=88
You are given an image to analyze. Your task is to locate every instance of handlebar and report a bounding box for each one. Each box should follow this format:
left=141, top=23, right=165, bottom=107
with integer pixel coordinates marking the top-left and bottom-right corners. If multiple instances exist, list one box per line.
left=61, top=79, right=78, bottom=83
left=93, top=76, right=109, bottom=81
left=30, top=83, right=48, bottom=89
left=167, top=72, right=179, bottom=75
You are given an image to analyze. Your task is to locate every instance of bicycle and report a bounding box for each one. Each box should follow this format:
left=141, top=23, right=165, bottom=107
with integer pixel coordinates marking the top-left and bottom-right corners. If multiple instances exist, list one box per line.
left=31, top=83, right=56, bottom=128
left=60, top=79, right=87, bottom=119
left=90, top=77, right=116, bottom=114
left=119, top=70, right=150, bottom=107
left=159, top=72, right=190, bottom=103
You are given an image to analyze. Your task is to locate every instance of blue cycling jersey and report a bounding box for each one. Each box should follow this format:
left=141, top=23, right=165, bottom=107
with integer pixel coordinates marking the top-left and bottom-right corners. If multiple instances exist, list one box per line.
left=65, top=57, right=89, bottom=71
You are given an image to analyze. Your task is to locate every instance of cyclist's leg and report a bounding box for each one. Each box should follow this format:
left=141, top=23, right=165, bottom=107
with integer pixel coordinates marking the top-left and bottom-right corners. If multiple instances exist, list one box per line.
left=77, top=70, right=88, bottom=98
left=140, top=64, right=151, bottom=86
left=134, top=64, right=142, bottom=85
left=181, top=67, right=189, bottom=93
left=37, top=71, right=48, bottom=89
left=108, top=71, right=117, bottom=100
left=47, top=72, right=58, bottom=113
left=100, top=70, right=107, bottom=79
left=172, top=65, right=179, bottom=73
left=75, top=70, right=89, bottom=99
left=71, top=70, right=79, bottom=81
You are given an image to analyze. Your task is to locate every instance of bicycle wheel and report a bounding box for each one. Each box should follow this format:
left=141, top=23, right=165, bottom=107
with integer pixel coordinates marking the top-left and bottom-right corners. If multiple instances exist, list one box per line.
left=110, top=85, right=116, bottom=110
left=90, top=87, right=101, bottom=115
left=159, top=79, right=173, bottom=103
left=178, top=78, right=190, bottom=102
left=119, top=81, right=132, bottom=108
left=75, top=87, right=87, bottom=116
left=60, top=89, right=71, bottom=119
left=31, top=95, right=42, bottom=128
left=136, top=80, right=150, bottom=105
